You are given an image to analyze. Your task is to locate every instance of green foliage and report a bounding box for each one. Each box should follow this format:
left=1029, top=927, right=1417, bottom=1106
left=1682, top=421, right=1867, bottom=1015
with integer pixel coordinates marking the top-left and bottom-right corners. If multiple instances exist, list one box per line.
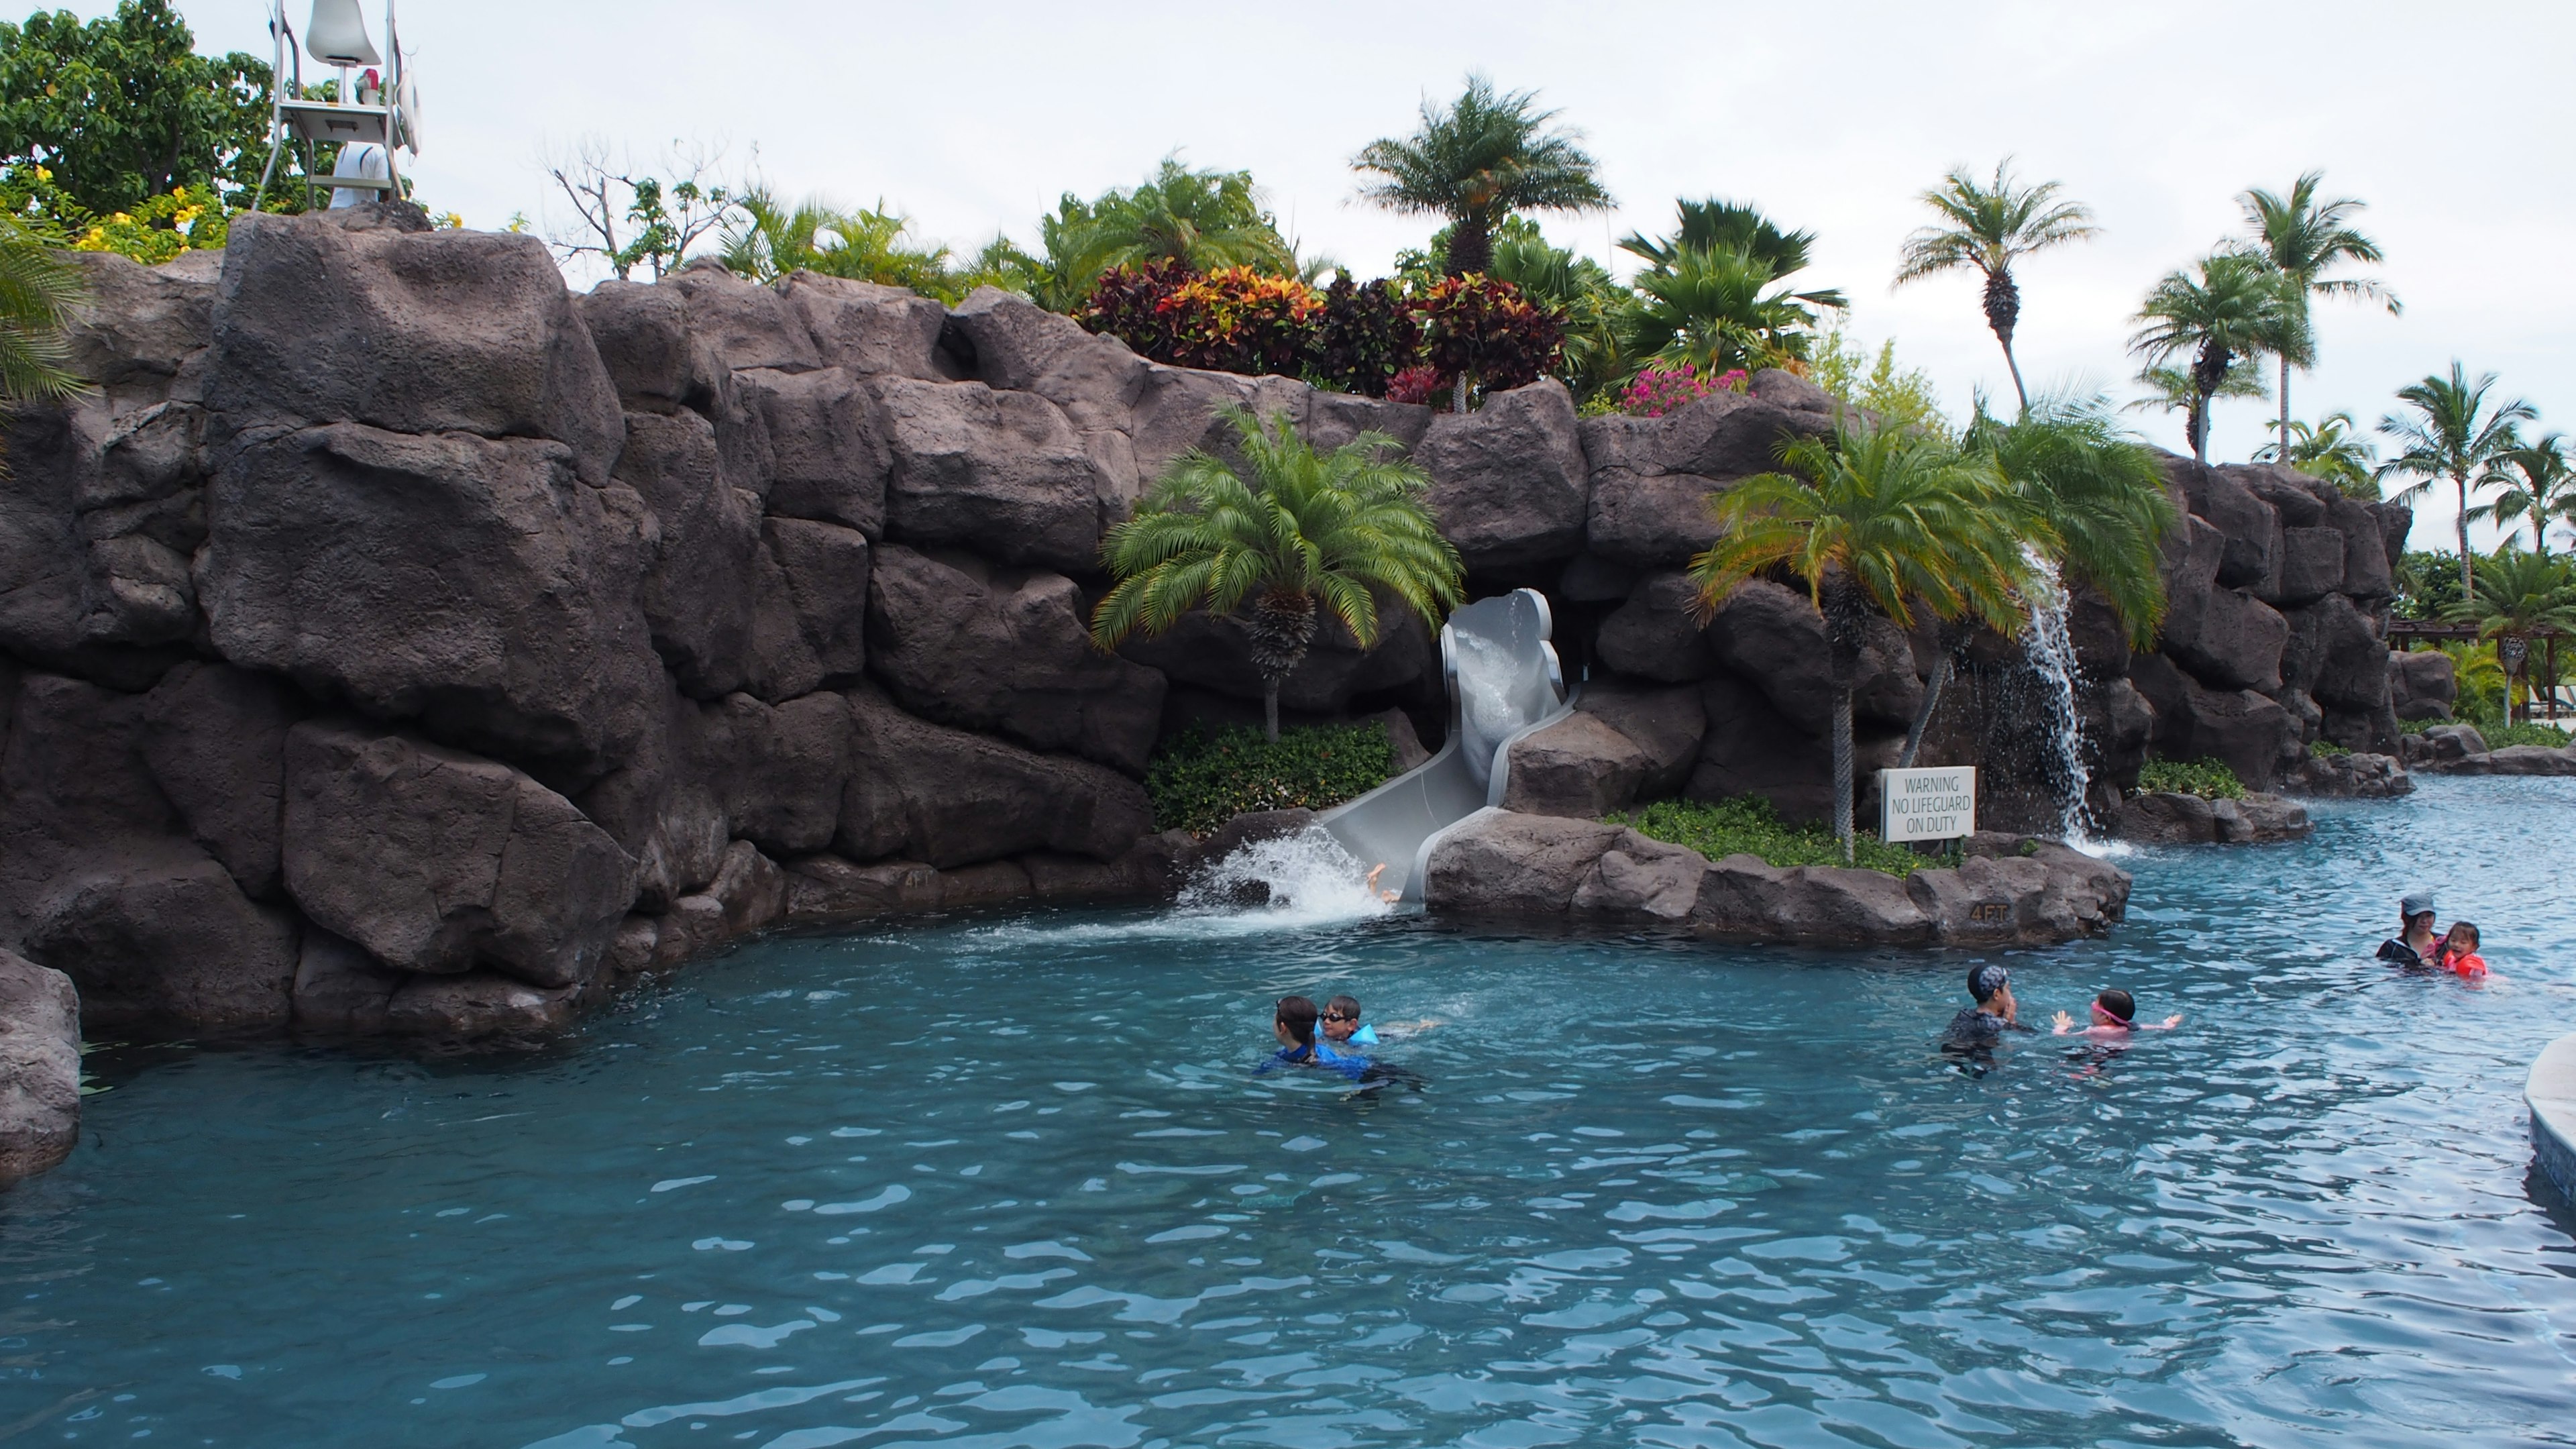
left=2392, top=551, right=2465, bottom=621
left=0, top=161, right=225, bottom=264
left=1611, top=796, right=1951, bottom=877
left=2471, top=431, right=2575, bottom=553
left=1350, top=73, right=1611, bottom=278
left=719, top=191, right=963, bottom=297
left=1091, top=406, right=1464, bottom=737
left=1966, top=394, right=2176, bottom=647
left=1615, top=202, right=1843, bottom=378
left=2309, top=739, right=2351, bottom=757
left=2255, top=411, right=2379, bottom=498
left=1810, top=325, right=1948, bottom=436
left=2485, top=720, right=2571, bottom=748
left=0, top=1, right=280, bottom=217
left=1145, top=721, right=1393, bottom=835
left=2440, top=548, right=2576, bottom=639
left=2136, top=758, right=2246, bottom=800
left=1400, top=216, right=1629, bottom=402
left=2129, top=252, right=2304, bottom=464
left=2377, top=362, right=2536, bottom=600
left=1033, top=158, right=1293, bottom=311
left=0, top=212, right=81, bottom=402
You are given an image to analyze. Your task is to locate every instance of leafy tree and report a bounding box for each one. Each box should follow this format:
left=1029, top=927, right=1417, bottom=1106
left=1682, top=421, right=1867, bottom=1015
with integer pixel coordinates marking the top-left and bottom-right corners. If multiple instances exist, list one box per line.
left=2469, top=432, right=2575, bottom=554
left=0, top=0, right=277, bottom=215
left=1810, top=325, right=1948, bottom=436
left=2255, top=411, right=2379, bottom=498
left=2441, top=549, right=2576, bottom=721
left=2392, top=549, right=2465, bottom=622
left=2375, top=362, right=2536, bottom=600
left=2128, top=252, right=2302, bottom=466
left=1351, top=74, right=1610, bottom=278
left=0, top=213, right=80, bottom=404
left=1036, top=158, right=1291, bottom=311
left=1687, top=424, right=2033, bottom=859
left=1090, top=406, right=1464, bottom=741
left=544, top=140, right=740, bottom=281
left=2236, top=170, right=2398, bottom=460
left=1893, top=160, right=2100, bottom=413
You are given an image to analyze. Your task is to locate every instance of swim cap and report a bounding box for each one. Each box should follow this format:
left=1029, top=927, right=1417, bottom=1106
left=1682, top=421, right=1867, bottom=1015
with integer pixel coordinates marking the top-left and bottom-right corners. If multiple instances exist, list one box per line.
left=1968, top=964, right=2010, bottom=1002
left=2400, top=890, right=2434, bottom=919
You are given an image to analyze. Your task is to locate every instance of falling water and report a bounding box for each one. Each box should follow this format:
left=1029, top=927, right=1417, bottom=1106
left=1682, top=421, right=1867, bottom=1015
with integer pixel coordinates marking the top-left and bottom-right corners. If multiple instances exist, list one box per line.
left=2019, top=553, right=2104, bottom=848
left=1172, top=826, right=1395, bottom=926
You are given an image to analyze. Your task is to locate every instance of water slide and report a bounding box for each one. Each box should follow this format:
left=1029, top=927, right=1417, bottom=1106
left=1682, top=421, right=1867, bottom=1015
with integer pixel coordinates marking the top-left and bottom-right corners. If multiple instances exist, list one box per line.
left=1316, top=588, right=1574, bottom=902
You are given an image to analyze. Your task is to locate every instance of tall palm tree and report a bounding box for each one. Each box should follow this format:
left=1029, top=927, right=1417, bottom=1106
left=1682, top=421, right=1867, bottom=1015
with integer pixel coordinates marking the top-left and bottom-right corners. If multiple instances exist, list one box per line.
left=2237, top=172, right=2399, bottom=459
left=1892, top=160, right=2100, bottom=413
left=2376, top=363, right=2538, bottom=601
left=1688, top=425, right=2033, bottom=859
left=2128, top=253, right=2303, bottom=467
left=2469, top=433, right=2575, bottom=554
left=1351, top=74, right=1611, bottom=278
left=1622, top=244, right=1833, bottom=376
left=2124, top=362, right=2268, bottom=455
left=0, top=217, right=84, bottom=407
left=2440, top=550, right=2576, bottom=722
left=1091, top=406, right=1465, bottom=741
left=2253, top=411, right=2379, bottom=499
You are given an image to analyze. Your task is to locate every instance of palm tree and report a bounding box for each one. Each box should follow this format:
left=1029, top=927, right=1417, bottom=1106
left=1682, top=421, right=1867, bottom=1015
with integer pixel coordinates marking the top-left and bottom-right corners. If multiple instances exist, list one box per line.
left=2125, top=362, right=2269, bottom=455
left=2376, top=363, right=2538, bottom=601
left=1887, top=396, right=2175, bottom=767
left=1038, top=158, right=1294, bottom=304
left=2129, top=253, right=2303, bottom=467
left=1351, top=74, right=1611, bottom=278
left=2441, top=550, right=2576, bottom=722
left=2237, top=172, right=2399, bottom=459
left=1892, top=160, right=2100, bottom=413
left=718, top=191, right=957, bottom=296
left=1621, top=244, right=1833, bottom=376
left=1091, top=407, right=1465, bottom=741
left=1619, top=199, right=1847, bottom=310
left=2469, top=433, right=2575, bottom=554
left=0, top=218, right=84, bottom=407
left=1688, top=425, right=2033, bottom=859
left=2254, top=411, right=2380, bottom=499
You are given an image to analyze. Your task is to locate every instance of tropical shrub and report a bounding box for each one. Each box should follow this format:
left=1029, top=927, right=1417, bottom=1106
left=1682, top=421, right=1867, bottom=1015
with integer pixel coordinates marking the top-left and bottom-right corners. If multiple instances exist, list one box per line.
left=1619, top=363, right=1743, bottom=418
left=1385, top=365, right=1444, bottom=408
left=2136, top=758, right=2246, bottom=799
left=1, top=166, right=227, bottom=263
left=2308, top=739, right=2351, bottom=757
left=1308, top=274, right=1418, bottom=396
left=1144, top=721, right=1393, bottom=835
left=1613, top=796, right=1953, bottom=877
left=1160, top=266, right=1324, bottom=377
left=1415, top=275, right=1562, bottom=398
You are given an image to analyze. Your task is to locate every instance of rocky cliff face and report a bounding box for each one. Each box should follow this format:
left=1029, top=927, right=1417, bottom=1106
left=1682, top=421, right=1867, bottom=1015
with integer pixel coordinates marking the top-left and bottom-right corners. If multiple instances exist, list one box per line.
left=0, top=205, right=2411, bottom=1044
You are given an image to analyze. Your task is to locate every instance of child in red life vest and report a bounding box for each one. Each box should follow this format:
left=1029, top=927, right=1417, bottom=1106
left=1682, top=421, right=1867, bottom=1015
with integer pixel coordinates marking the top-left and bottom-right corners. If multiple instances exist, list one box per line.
left=2437, top=921, right=2489, bottom=979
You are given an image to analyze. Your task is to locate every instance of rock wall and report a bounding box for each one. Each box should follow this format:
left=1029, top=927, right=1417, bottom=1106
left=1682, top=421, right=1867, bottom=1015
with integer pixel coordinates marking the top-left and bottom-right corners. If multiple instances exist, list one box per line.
left=0, top=205, right=2410, bottom=1044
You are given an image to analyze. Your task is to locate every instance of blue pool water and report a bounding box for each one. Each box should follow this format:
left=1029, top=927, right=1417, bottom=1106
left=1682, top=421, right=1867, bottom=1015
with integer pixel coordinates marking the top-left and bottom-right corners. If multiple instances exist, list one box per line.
left=4, top=778, right=2574, bottom=1448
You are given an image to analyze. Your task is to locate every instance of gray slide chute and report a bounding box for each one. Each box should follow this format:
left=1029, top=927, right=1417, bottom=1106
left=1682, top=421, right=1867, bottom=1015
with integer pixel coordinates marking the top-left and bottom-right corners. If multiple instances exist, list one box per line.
left=1317, top=588, right=1572, bottom=902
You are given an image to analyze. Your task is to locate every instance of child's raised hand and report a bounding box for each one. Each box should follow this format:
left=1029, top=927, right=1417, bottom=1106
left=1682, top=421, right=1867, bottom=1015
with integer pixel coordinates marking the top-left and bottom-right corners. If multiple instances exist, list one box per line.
left=2161, top=1014, right=2184, bottom=1028
left=2051, top=1010, right=2074, bottom=1034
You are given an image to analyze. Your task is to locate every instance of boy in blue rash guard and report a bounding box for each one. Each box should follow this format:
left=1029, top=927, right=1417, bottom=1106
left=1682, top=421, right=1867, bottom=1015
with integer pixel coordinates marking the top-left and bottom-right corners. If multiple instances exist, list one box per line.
left=1317, top=995, right=1378, bottom=1067
left=1258, top=995, right=1374, bottom=1083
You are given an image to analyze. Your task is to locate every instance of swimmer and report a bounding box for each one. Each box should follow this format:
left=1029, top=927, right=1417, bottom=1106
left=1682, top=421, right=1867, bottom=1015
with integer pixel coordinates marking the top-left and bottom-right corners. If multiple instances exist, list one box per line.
left=1941, top=964, right=2034, bottom=1052
left=2051, top=988, right=2182, bottom=1038
left=1258, top=994, right=1371, bottom=1083
left=2436, top=921, right=2491, bottom=979
left=2375, top=890, right=2441, bottom=969
left=1362, top=864, right=1399, bottom=903
left=1318, top=994, right=1379, bottom=1057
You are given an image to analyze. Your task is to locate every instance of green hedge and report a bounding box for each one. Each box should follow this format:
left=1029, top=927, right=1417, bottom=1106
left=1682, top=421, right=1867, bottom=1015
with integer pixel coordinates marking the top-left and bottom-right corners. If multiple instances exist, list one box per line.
left=2136, top=758, right=2246, bottom=800
left=1610, top=796, right=1954, bottom=877
left=1146, top=722, right=1395, bottom=836
left=2309, top=739, right=2351, bottom=757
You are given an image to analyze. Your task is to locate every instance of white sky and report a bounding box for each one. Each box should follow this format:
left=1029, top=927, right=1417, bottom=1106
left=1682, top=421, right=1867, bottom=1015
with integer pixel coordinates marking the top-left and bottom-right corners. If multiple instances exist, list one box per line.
left=156, top=0, right=2575, bottom=553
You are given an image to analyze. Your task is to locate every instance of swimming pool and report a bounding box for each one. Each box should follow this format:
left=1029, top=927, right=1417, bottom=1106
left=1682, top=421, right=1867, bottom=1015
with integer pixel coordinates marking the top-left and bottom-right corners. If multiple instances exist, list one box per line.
left=5, top=777, right=2573, bottom=1448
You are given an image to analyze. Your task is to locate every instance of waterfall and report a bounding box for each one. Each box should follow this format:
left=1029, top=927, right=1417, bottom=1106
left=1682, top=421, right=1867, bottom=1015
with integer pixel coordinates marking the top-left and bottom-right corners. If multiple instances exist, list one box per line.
left=2019, top=554, right=2104, bottom=848
left=1174, top=827, right=1397, bottom=926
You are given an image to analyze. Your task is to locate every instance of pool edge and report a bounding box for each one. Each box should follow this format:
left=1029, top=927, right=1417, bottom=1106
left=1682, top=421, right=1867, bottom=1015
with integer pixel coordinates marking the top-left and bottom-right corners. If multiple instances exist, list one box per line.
left=2529, top=1032, right=2576, bottom=1205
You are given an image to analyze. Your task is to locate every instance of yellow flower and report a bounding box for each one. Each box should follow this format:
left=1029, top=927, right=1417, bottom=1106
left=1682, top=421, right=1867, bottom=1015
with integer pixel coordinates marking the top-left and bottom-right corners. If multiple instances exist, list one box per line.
left=110, top=212, right=130, bottom=224
left=32, top=165, right=49, bottom=182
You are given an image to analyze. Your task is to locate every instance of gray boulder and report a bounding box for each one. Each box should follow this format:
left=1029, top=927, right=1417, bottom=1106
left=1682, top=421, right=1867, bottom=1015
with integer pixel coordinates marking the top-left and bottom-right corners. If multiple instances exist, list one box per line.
left=779, top=273, right=947, bottom=378
left=1694, top=857, right=1934, bottom=945
left=704, top=692, right=851, bottom=858
left=837, top=686, right=1155, bottom=868
left=2434, top=742, right=2576, bottom=776
left=2127, top=652, right=2301, bottom=790
left=2389, top=649, right=2456, bottom=722
left=2165, top=586, right=2289, bottom=693
left=1578, top=388, right=1829, bottom=481
left=1117, top=605, right=1432, bottom=716
left=1583, top=469, right=1723, bottom=569
left=737, top=368, right=890, bottom=535
left=782, top=855, right=944, bottom=924
left=1567, top=833, right=1709, bottom=922
left=868, top=545, right=1165, bottom=773
left=280, top=722, right=638, bottom=987
left=140, top=662, right=303, bottom=900
left=877, top=378, right=1105, bottom=571
left=2275, top=527, right=2347, bottom=602
left=208, top=209, right=623, bottom=484
left=2283, top=593, right=2389, bottom=714
left=614, top=409, right=761, bottom=698
left=2111, top=790, right=2310, bottom=845
left=667, top=262, right=822, bottom=373
left=574, top=279, right=727, bottom=415
left=2165, top=455, right=2281, bottom=589
left=2282, top=751, right=2412, bottom=799
left=1500, top=712, right=1652, bottom=818
left=1597, top=572, right=1715, bottom=683
left=2335, top=497, right=2396, bottom=598
left=761, top=518, right=872, bottom=686
left=290, top=928, right=410, bottom=1035
left=1686, top=672, right=1898, bottom=826
left=0, top=949, right=80, bottom=1183
left=199, top=422, right=661, bottom=777
left=62, top=249, right=217, bottom=413
left=1415, top=381, right=1589, bottom=569
left=20, top=840, right=299, bottom=1029
left=1701, top=578, right=1923, bottom=731
left=1576, top=680, right=1707, bottom=798
left=1421, top=812, right=1624, bottom=914
left=385, top=971, right=580, bottom=1040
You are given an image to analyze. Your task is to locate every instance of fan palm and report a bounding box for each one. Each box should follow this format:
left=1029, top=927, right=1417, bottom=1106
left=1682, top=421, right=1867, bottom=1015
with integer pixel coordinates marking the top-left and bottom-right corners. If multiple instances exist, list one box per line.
left=1623, top=245, right=1831, bottom=376
left=1351, top=74, right=1611, bottom=278
left=2375, top=363, right=2538, bottom=600
left=2237, top=171, right=2398, bottom=460
left=2254, top=411, right=2379, bottom=499
left=2129, top=253, right=2304, bottom=467
left=1091, top=406, right=1465, bottom=741
left=1688, top=424, right=2034, bottom=859
left=1619, top=199, right=1847, bottom=311
left=1893, top=160, right=2100, bottom=413
left=0, top=217, right=84, bottom=406
left=2469, top=433, right=2575, bottom=554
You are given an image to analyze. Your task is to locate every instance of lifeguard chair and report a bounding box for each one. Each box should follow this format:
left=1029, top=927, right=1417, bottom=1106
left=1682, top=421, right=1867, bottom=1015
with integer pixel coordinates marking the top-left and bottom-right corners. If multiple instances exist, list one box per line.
left=252, top=0, right=423, bottom=211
